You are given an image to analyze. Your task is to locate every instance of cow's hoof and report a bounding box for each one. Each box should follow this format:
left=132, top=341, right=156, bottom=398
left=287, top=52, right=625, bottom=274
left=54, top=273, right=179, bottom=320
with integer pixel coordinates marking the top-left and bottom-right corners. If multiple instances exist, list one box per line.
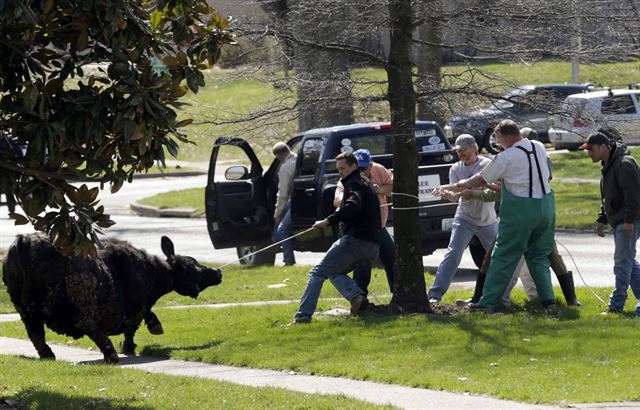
left=147, top=322, right=164, bottom=335
left=104, top=353, right=119, bottom=364
left=37, top=346, right=56, bottom=360
left=145, top=315, right=164, bottom=335
left=120, top=341, right=137, bottom=355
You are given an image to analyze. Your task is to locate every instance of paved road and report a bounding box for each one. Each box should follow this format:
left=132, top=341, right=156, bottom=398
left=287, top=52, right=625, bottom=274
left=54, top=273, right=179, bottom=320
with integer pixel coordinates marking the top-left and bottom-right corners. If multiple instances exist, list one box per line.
left=0, top=173, right=617, bottom=291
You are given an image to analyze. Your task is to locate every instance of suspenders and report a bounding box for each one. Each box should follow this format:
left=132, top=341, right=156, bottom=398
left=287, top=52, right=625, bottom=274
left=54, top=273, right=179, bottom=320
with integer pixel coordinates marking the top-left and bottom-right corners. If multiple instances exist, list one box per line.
left=515, top=142, right=547, bottom=198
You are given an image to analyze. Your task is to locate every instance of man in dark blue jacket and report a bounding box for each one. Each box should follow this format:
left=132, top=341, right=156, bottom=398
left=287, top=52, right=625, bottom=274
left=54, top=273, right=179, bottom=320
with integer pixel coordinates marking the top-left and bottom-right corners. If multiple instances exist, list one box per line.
left=293, top=152, right=382, bottom=324
left=583, top=132, right=640, bottom=317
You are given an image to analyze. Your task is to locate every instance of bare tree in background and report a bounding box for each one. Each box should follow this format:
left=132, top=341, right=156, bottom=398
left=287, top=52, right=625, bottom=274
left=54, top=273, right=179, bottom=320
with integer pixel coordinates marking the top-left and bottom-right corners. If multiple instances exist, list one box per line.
left=196, top=0, right=640, bottom=311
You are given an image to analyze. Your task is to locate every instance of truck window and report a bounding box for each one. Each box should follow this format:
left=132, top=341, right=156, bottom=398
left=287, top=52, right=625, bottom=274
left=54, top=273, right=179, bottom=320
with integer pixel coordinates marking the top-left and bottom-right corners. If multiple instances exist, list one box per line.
left=601, top=95, right=637, bottom=115
left=299, top=137, right=325, bottom=176
left=415, top=128, right=448, bottom=152
left=332, top=128, right=449, bottom=159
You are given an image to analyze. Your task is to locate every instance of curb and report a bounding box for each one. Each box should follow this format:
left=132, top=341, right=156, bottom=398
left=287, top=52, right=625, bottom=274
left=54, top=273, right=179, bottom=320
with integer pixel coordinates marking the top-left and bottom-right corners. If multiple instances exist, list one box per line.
left=129, top=203, right=202, bottom=218
left=132, top=170, right=206, bottom=179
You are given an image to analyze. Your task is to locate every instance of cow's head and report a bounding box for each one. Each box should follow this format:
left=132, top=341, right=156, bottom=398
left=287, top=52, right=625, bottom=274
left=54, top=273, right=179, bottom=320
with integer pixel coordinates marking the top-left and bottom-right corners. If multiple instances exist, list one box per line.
left=161, top=236, right=222, bottom=298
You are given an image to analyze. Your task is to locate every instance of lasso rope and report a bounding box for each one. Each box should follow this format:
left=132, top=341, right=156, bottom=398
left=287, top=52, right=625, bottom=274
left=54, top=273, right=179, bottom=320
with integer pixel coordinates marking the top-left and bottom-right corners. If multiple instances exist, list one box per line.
left=555, top=240, right=608, bottom=305
left=216, top=227, right=315, bottom=269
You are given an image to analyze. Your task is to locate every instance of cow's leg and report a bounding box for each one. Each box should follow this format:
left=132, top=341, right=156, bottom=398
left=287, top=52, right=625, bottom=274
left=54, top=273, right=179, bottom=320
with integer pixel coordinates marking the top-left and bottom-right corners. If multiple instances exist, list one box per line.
left=144, top=311, right=164, bottom=335
left=86, top=331, right=119, bottom=363
left=120, top=328, right=137, bottom=355
left=22, top=313, right=55, bottom=360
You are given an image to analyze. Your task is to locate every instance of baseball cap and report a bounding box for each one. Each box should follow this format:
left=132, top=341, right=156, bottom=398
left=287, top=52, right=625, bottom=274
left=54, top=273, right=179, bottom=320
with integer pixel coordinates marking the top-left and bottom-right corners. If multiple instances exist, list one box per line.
left=353, top=149, right=372, bottom=168
left=454, top=134, right=476, bottom=150
left=520, top=127, right=539, bottom=140
left=580, top=132, right=610, bottom=150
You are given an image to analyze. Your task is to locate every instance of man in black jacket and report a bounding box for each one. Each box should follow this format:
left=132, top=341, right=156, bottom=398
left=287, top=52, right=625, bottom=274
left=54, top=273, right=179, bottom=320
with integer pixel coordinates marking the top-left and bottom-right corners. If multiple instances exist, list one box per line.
left=293, top=152, right=382, bottom=323
left=582, top=132, right=640, bottom=317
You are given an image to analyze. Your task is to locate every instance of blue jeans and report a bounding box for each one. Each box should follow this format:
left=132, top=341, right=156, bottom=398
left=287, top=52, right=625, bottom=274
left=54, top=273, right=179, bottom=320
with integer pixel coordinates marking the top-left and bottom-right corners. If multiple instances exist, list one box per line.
left=353, top=228, right=396, bottom=294
left=610, top=221, right=640, bottom=315
left=428, top=217, right=498, bottom=301
left=295, top=235, right=379, bottom=321
left=272, top=202, right=295, bottom=264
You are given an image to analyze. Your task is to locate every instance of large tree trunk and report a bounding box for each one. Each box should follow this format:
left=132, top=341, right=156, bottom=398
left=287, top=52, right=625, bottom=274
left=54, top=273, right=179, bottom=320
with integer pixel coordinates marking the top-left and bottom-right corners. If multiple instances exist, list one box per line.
left=387, top=0, right=431, bottom=313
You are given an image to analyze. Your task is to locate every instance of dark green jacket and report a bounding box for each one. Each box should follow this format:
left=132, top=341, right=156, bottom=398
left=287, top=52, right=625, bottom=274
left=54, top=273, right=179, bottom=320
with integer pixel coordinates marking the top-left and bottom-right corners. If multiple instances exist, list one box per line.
left=597, top=142, right=640, bottom=227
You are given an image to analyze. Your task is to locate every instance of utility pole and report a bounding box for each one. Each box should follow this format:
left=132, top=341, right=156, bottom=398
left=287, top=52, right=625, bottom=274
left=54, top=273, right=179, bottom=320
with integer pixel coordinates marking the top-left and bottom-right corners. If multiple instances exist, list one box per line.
left=571, top=0, right=581, bottom=83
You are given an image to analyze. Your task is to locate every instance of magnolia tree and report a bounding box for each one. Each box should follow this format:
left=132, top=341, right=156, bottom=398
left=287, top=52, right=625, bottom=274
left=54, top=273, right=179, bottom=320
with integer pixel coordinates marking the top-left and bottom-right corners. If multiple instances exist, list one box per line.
left=0, top=0, right=233, bottom=256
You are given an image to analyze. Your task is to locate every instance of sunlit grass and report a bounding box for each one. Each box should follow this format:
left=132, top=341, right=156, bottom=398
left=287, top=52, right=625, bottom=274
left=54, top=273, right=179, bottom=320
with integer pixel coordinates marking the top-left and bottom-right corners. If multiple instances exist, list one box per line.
left=0, top=355, right=391, bottom=410
left=2, top=287, right=639, bottom=404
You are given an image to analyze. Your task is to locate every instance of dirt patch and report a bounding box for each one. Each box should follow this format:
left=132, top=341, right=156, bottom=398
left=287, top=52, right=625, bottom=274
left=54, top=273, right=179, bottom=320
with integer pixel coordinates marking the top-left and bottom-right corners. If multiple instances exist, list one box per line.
left=361, top=300, right=471, bottom=317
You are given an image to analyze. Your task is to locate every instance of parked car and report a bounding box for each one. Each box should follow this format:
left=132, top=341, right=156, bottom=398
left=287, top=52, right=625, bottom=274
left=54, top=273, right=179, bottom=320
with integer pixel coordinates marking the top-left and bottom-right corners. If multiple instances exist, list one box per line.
left=205, top=121, right=487, bottom=267
left=445, top=84, right=593, bottom=153
left=548, top=89, right=640, bottom=150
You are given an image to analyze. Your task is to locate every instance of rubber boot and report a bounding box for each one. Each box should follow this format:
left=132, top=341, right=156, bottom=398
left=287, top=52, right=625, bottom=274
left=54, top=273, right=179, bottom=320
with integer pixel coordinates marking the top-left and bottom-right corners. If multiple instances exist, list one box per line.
left=557, top=271, right=581, bottom=306
left=457, top=272, right=486, bottom=305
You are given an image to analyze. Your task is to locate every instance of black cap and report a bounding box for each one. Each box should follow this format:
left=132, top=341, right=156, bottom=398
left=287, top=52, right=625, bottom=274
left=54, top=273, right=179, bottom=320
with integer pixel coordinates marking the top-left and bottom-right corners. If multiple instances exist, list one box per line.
left=580, top=132, right=610, bottom=150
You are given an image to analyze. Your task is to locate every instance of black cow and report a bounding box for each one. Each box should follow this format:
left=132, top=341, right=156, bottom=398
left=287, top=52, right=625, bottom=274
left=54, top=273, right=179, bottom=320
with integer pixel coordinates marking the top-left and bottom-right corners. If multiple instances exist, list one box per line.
left=2, top=234, right=222, bottom=363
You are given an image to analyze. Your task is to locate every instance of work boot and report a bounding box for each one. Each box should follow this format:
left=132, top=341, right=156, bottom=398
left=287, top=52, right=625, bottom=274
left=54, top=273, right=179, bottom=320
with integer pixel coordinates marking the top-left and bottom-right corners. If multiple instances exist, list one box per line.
left=557, top=272, right=581, bottom=306
left=350, top=294, right=366, bottom=316
left=469, top=272, right=487, bottom=304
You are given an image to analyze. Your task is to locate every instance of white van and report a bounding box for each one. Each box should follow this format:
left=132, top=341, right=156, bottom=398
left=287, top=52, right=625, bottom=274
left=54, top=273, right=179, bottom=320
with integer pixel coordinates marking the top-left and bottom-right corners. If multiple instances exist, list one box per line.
left=548, top=89, right=640, bottom=150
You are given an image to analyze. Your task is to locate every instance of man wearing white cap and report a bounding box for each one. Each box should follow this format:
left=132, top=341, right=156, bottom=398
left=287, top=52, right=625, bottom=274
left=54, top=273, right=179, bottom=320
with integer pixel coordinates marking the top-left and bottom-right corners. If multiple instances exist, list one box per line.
left=428, top=134, right=498, bottom=303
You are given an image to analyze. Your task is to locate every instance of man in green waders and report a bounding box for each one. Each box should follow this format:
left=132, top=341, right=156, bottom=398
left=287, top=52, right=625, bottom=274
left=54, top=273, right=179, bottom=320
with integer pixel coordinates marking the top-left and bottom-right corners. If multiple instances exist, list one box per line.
left=445, top=120, right=556, bottom=310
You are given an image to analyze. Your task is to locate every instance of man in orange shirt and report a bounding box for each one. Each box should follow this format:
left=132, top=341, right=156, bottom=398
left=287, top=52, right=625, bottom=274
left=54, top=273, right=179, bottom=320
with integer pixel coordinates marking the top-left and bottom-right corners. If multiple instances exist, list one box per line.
left=334, top=149, right=395, bottom=294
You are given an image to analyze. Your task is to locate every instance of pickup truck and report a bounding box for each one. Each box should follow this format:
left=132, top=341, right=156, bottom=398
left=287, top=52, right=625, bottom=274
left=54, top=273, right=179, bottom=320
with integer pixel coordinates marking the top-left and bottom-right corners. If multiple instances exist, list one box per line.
left=205, top=121, right=485, bottom=266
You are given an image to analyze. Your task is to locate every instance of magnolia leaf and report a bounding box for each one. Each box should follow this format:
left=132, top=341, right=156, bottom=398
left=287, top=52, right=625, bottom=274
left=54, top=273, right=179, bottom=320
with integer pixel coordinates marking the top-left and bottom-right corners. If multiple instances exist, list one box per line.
left=9, top=213, right=29, bottom=225
left=176, top=119, right=193, bottom=127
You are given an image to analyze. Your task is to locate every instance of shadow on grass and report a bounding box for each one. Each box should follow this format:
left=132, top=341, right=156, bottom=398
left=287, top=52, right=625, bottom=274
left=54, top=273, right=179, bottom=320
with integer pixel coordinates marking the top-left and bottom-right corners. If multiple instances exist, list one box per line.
left=356, top=299, right=583, bottom=355
left=140, top=340, right=223, bottom=358
left=4, top=387, right=150, bottom=410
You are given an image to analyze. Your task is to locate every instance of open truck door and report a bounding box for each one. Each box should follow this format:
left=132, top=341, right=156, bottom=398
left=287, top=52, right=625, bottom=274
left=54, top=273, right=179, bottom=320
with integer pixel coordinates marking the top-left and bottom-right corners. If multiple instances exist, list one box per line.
left=205, top=137, right=272, bottom=250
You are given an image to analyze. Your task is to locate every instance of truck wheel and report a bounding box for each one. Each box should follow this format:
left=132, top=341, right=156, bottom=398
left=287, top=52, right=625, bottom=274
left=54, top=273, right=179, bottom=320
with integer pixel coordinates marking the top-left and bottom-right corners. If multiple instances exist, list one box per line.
left=468, top=237, right=486, bottom=270
left=484, top=130, right=500, bottom=155
left=236, top=245, right=276, bottom=267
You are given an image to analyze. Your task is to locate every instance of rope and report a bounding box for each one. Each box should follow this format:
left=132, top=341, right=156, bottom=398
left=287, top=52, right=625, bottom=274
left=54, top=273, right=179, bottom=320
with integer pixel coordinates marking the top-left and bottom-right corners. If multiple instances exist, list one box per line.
left=217, top=227, right=315, bottom=269
left=555, top=240, right=608, bottom=305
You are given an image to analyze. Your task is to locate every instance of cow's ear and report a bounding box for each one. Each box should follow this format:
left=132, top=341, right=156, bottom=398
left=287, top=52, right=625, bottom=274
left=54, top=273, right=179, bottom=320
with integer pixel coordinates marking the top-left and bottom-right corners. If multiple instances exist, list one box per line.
left=161, top=236, right=175, bottom=259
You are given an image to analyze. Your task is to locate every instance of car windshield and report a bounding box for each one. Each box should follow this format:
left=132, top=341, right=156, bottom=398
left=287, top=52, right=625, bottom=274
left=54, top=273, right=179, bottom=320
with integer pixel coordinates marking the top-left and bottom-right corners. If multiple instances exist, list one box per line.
left=563, top=98, right=587, bottom=116
left=491, top=87, right=530, bottom=109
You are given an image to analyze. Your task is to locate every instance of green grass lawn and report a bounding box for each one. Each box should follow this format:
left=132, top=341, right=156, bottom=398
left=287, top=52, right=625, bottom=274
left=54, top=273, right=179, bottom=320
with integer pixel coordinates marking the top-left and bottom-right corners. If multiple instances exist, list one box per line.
left=0, top=356, right=391, bottom=410
left=552, top=181, right=600, bottom=230
left=137, top=187, right=205, bottom=212
left=552, top=147, right=640, bottom=180
left=2, top=288, right=639, bottom=405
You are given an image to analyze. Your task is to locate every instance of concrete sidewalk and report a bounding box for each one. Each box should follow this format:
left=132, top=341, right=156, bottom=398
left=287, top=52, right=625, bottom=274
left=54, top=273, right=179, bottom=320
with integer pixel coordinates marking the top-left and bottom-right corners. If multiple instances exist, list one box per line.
left=1, top=336, right=560, bottom=410
left=1, top=315, right=637, bottom=409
